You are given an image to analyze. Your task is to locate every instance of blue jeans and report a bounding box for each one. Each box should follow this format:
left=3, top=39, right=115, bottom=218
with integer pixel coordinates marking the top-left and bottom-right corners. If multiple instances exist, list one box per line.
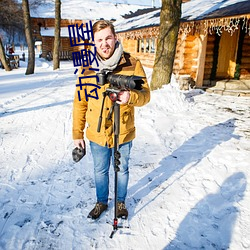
left=90, top=141, right=132, bottom=205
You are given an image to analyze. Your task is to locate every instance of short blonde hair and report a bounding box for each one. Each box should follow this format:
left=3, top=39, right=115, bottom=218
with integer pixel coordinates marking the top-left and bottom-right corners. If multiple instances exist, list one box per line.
left=92, top=20, right=116, bottom=36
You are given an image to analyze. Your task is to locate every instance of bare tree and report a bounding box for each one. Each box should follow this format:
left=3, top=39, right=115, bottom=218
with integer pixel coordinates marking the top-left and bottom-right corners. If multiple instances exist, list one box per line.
left=0, top=0, right=24, bottom=38
left=29, top=0, right=47, bottom=8
left=53, top=0, right=61, bottom=70
left=0, top=37, right=11, bottom=71
left=22, top=0, right=35, bottom=75
left=151, top=0, right=182, bottom=90
left=0, top=0, right=23, bottom=71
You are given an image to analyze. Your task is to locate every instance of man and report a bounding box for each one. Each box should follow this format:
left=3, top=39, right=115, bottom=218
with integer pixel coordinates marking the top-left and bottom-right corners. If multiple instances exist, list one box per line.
left=72, top=20, right=150, bottom=220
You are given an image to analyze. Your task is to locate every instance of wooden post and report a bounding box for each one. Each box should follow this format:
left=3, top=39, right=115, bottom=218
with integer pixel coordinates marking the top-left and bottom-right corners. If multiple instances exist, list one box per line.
left=139, top=39, right=142, bottom=53
left=195, top=32, right=207, bottom=88
left=144, top=38, right=146, bottom=54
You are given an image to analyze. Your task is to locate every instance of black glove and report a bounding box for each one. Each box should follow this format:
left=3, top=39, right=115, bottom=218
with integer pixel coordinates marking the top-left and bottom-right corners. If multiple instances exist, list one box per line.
left=72, top=146, right=86, bottom=162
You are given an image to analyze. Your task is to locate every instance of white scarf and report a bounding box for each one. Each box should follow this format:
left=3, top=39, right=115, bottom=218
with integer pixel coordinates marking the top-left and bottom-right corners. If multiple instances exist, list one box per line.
left=92, top=41, right=123, bottom=72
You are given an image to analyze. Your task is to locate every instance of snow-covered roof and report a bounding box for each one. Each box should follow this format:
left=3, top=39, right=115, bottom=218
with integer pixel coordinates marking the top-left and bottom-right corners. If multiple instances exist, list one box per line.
left=40, top=27, right=71, bottom=38
left=114, top=0, right=250, bottom=33
left=182, top=0, right=250, bottom=21
left=30, top=0, right=151, bottom=20
left=114, top=8, right=160, bottom=32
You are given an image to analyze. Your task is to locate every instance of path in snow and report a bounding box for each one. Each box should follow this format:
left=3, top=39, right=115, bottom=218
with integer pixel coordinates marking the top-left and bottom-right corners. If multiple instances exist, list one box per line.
left=0, top=61, right=250, bottom=249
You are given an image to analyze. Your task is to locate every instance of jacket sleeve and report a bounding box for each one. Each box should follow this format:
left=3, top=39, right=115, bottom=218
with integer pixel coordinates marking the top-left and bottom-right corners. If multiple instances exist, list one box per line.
left=72, top=70, right=88, bottom=140
left=128, top=59, right=150, bottom=107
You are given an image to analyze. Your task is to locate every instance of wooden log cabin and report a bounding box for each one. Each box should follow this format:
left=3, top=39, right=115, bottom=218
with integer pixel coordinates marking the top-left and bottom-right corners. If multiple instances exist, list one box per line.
left=115, top=0, right=250, bottom=89
left=31, top=18, right=88, bottom=60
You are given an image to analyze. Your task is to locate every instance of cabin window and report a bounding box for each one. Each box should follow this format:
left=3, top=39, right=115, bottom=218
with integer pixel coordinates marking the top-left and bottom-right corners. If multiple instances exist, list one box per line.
left=137, top=38, right=156, bottom=54
left=145, top=38, right=148, bottom=53
left=137, top=38, right=144, bottom=53
left=150, top=38, right=155, bottom=53
left=137, top=39, right=141, bottom=53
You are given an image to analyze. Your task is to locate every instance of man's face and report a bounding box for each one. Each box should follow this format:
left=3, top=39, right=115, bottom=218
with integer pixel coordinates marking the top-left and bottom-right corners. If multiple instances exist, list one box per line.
left=94, top=27, right=117, bottom=60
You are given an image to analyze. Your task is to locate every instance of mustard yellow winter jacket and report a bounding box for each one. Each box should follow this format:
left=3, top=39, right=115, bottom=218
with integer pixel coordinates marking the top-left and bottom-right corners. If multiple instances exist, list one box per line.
left=72, top=52, right=150, bottom=148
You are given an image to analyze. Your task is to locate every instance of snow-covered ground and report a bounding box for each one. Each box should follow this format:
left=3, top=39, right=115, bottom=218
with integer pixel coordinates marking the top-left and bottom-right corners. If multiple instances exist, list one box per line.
left=0, top=49, right=250, bottom=250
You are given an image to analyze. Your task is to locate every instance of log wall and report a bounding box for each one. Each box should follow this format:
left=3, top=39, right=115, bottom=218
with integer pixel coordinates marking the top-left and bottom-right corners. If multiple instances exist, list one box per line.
left=240, top=34, right=250, bottom=79
left=173, top=34, right=185, bottom=74
left=120, top=38, right=156, bottom=68
left=41, top=36, right=85, bottom=58
left=173, top=34, right=199, bottom=81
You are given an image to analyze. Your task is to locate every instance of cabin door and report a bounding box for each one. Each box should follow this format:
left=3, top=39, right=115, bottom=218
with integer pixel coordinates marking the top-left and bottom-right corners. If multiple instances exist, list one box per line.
left=216, top=30, right=239, bottom=79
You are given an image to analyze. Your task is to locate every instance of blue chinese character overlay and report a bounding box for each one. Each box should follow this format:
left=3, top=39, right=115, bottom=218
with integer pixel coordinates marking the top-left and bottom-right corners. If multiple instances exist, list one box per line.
left=68, top=21, right=101, bottom=102
left=68, top=21, right=94, bottom=47
left=76, top=75, right=101, bottom=101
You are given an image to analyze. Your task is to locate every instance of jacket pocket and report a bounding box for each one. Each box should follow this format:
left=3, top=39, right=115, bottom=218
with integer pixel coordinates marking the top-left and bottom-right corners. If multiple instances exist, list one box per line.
left=120, top=106, right=135, bottom=134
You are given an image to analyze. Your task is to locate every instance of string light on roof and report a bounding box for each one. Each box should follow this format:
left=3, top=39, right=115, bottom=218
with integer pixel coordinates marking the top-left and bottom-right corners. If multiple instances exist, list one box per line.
left=117, top=15, right=250, bottom=39
left=179, top=15, right=250, bottom=37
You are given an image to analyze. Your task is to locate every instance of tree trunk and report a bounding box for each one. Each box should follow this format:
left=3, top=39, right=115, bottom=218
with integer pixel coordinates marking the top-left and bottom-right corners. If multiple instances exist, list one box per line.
left=22, top=0, right=35, bottom=75
left=151, top=0, right=182, bottom=90
left=53, top=0, right=61, bottom=70
left=0, top=37, right=11, bottom=71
